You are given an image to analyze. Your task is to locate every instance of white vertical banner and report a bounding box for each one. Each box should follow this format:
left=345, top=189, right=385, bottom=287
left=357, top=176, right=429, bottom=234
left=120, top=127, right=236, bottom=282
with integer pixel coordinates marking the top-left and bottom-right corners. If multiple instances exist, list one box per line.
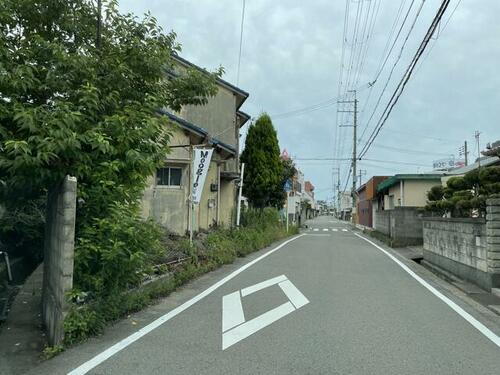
left=192, top=148, right=214, bottom=204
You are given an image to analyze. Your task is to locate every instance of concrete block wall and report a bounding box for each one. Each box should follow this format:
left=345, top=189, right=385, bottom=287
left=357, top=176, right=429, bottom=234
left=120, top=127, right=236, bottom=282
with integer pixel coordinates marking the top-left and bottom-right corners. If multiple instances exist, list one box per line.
left=486, top=198, right=500, bottom=287
left=374, top=210, right=390, bottom=236
left=422, top=199, right=500, bottom=291
left=374, top=207, right=423, bottom=246
left=391, top=207, right=423, bottom=246
left=423, top=218, right=488, bottom=288
left=42, top=175, right=77, bottom=346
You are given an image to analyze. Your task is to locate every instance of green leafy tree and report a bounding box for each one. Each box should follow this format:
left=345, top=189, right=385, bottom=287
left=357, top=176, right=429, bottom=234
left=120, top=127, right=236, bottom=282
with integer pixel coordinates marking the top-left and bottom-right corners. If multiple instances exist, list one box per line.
left=269, top=157, right=296, bottom=209
left=425, top=166, right=500, bottom=217
left=0, top=0, right=221, bottom=293
left=240, top=114, right=283, bottom=208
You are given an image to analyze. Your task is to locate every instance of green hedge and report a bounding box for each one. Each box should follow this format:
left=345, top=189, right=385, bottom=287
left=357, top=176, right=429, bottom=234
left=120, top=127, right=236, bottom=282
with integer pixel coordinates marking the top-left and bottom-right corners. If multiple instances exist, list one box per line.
left=63, top=208, right=298, bottom=346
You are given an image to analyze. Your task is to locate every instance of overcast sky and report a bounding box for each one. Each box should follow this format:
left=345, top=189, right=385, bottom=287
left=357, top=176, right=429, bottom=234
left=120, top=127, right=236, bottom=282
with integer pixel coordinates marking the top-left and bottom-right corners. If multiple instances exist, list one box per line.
left=120, top=0, right=499, bottom=202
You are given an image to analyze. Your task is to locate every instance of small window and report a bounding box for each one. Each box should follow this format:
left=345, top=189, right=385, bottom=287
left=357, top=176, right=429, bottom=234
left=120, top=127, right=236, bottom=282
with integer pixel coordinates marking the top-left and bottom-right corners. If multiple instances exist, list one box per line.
left=157, top=167, right=182, bottom=186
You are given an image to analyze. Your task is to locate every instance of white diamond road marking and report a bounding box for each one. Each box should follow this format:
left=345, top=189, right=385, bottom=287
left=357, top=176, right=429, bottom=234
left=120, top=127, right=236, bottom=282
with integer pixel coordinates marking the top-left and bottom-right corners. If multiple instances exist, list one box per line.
left=222, top=275, right=309, bottom=350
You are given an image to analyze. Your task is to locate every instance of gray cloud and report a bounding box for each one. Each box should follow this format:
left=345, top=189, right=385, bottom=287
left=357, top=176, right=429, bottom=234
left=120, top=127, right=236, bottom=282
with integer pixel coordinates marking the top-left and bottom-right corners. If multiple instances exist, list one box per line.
left=119, top=0, right=500, bottom=201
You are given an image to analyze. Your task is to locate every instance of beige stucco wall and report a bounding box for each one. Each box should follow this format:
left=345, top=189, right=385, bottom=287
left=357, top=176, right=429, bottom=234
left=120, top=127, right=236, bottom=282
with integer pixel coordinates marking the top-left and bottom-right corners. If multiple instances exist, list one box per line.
left=219, top=179, right=236, bottom=227
left=196, top=161, right=218, bottom=231
left=141, top=126, right=236, bottom=234
left=140, top=126, right=191, bottom=235
left=181, top=87, right=236, bottom=148
left=386, top=184, right=401, bottom=209
left=403, top=180, right=441, bottom=207
left=382, top=179, right=440, bottom=209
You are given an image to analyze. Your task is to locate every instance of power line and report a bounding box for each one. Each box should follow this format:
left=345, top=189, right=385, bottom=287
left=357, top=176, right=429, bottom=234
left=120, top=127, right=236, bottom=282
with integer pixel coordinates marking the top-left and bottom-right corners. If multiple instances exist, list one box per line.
left=294, top=157, right=431, bottom=167
left=370, top=142, right=453, bottom=156
left=236, top=0, right=246, bottom=86
left=359, top=0, right=425, bottom=144
left=363, top=158, right=432, bottom=167
left=368, top=127, right=460, bottom=143
left=413, top=0, right=463, bottom=77
left=272, top=97, right=339, bottom=119
left=359, top=0, right=452, bottom=159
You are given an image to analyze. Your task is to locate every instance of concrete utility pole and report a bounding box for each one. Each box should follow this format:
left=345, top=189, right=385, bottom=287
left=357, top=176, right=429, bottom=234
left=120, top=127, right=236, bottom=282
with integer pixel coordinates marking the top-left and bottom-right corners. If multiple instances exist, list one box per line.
left=464, top=141, right=468, bottom=166
left=333, top=167, right=340, bottom=216
left=459, top=141, right=469, bottom=166
left=352, top=95, right=357, bottom=211
left=475, top=131, right=481, bottom=168
left=338, top=90, right=358, bottom=212
left=358, top=169, right=366, bottom=186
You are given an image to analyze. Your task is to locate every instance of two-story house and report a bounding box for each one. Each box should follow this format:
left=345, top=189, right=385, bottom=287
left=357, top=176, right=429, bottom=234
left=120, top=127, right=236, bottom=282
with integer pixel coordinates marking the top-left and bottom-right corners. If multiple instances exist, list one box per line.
left=141, top=55, right=250, bottom=235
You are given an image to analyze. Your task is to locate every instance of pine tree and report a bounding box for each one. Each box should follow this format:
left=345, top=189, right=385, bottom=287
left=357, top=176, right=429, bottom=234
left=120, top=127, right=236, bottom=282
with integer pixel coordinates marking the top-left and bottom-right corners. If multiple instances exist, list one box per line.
left=240, top=114, right=283, bottom=208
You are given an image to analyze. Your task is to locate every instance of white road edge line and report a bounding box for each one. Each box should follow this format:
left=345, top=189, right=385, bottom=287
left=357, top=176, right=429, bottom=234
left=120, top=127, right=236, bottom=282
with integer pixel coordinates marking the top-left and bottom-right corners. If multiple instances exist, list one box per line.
left=68, top=234, right=306, bottom=375
left=354, top=233, right=500, bottom=348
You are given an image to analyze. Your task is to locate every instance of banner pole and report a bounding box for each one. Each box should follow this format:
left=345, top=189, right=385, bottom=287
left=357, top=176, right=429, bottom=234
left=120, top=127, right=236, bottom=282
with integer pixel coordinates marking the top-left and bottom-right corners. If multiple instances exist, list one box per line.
left=236, top=163, right=245, bottom=227
left=190, top=201, right=194, bottom=245
left=286, top=191, right=289, bottom=233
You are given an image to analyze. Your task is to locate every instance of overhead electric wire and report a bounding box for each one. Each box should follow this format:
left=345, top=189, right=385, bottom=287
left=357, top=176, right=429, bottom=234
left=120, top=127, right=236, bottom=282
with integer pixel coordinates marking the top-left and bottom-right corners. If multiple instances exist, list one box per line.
left=236, top=0, right=246, bottom=86
left=358, top=0, right=425, bottom=144
left=272, top=97, right=339, bottom=119
left=359, top=0, right=452, bottom=159
left=413, top=0, right=463, bottom=77
left=358, top=0, right=406, bottom=123
left=370, top=142, right=453, bottom=156
left=353, top=0, right=381, bottom=88
left=341, top=167, right=352, bottom=193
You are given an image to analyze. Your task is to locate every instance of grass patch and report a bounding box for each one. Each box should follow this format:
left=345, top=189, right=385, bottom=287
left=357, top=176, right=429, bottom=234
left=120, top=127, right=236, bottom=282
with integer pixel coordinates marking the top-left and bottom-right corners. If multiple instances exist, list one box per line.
left=63, top=211, right=298, bottom=347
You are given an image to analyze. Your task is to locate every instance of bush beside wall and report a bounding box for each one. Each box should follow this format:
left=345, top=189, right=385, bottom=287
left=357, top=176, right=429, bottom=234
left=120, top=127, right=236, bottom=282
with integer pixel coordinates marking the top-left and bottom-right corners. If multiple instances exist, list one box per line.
left=63, top=208, right=298, bottom=345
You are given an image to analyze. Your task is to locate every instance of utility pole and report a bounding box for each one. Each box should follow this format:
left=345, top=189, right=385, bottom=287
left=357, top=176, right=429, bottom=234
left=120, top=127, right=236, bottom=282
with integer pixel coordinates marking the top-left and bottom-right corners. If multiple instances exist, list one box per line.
left=357, top=169, right=366, bottom=186
left=465, top=141, right=468, bottom=166
left=459, top=141, right=469, bottom=166
left=475, top=131, right=481, bottom=168
left=338, top=90, right=358, bottom=213
left=352, top=95, right=357, bottom=212
left=333, top=167, right=340, bottom=217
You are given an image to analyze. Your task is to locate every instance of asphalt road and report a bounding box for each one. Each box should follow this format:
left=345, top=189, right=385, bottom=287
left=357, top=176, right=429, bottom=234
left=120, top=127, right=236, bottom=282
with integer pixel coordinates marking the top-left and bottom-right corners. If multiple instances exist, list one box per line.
left=29, top=216, right=500, bottom=375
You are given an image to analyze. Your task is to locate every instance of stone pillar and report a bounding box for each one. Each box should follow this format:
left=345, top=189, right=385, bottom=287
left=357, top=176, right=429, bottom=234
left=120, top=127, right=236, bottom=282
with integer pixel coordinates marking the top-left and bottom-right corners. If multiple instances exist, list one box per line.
left=486, top=198, right=500, bottom=288
left=42, top=175, right=77, bottom=346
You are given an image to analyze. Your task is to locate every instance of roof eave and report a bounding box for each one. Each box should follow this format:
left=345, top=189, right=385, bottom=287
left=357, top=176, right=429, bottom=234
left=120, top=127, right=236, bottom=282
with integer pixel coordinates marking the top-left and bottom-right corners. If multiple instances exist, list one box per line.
left=171, top=54, right=249, bottom=108
left=157, top=109, right=237, bottom=157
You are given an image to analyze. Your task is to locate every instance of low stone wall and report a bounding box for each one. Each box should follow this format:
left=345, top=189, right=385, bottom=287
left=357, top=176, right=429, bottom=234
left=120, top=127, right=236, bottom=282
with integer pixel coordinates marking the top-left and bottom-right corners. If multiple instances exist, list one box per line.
left=486, top=198, right=500, bottom=288
left=42, top=176, right=77, bottom=346
left=423, top=217, right=489, bottom=289
left=423, top=198, right=500, bottom=291
left=374, top=207, right=423, bottom=247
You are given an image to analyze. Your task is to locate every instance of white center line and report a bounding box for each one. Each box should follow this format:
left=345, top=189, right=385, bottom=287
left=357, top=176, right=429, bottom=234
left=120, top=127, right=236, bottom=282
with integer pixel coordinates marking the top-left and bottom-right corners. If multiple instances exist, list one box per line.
left=332, top=228, right=338, bottom=232
left=313, top=228, right=319, bottom=232
left=322, top=228, right=328, bottom=232
left=342, top=229, right=348, bottom=232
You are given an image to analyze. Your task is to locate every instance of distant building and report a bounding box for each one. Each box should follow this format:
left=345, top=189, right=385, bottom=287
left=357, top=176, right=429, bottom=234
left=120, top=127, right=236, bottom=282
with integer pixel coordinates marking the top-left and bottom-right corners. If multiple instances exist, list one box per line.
left=339, top=192, right=353, bottom=221
left=374, top=173, right=443, bottom=211
left=355, top=176, right=389, bottom=228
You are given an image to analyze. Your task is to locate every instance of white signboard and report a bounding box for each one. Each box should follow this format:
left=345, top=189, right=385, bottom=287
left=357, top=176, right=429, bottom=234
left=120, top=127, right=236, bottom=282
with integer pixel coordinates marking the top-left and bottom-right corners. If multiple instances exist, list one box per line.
left=433, top=158, right=465, bottom=171
left=191, top=148, right=213, bottom=204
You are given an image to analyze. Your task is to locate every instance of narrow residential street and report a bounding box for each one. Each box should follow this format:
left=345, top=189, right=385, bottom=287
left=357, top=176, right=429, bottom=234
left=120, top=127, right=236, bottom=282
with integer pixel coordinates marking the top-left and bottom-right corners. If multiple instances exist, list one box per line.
left=29, top=216, right=500, bottom=375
